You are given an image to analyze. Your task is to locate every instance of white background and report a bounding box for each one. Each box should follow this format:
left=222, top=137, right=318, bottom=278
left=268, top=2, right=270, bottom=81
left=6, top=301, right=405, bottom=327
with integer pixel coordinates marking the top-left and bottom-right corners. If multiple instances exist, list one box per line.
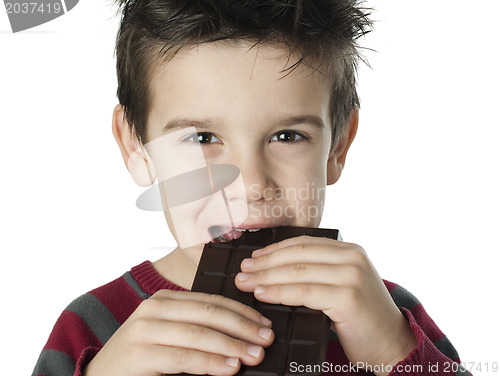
left=1, top=1, right=499, bottom=374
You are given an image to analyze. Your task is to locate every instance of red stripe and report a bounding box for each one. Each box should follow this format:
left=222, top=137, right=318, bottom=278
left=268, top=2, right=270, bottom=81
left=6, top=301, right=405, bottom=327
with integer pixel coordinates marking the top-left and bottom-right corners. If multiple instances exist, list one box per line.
left=383, top=279, right=399, bottom=294
left=90, top=277, right=143, bottom=325
left=383, top=280, right=446, bottom=345
left=43, top=310, right=101, bottom=363
left=409, top=303, right=445, bottom=343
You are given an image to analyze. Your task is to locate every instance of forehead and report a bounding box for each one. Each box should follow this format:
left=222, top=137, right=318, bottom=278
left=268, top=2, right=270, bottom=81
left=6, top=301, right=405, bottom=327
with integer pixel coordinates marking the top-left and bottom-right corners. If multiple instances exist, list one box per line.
left=147, top=41, right=332, bottom=135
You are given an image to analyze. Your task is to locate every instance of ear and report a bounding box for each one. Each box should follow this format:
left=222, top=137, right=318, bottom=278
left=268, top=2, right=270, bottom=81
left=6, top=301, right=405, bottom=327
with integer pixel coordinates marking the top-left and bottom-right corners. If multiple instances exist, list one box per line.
left=327, top=109, right=359, bottom=185
left=112, top=104, right=156, bottom=187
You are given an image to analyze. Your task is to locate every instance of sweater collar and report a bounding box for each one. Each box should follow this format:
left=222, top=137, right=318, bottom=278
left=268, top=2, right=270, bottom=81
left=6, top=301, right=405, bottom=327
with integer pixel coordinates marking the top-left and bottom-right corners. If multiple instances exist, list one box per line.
left=130, top=260, right=188, bottom=296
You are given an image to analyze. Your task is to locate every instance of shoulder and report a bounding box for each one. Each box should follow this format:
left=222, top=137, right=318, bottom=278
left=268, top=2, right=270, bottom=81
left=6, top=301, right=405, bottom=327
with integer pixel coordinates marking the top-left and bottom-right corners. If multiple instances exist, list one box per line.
left=66, top=272, right=143, bottom=332
left=65, top=260, right=183, bottom=328
left=32, top=263, right=152, bottom=376
left=53, top=265, right=149, bottom=346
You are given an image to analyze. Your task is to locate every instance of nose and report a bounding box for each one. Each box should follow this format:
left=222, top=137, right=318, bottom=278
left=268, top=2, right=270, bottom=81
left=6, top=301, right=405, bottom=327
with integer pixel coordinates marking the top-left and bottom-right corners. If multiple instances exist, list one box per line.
left=222, top=148, right=276, bottom=204
left=243, top=152, right=276, bottom=204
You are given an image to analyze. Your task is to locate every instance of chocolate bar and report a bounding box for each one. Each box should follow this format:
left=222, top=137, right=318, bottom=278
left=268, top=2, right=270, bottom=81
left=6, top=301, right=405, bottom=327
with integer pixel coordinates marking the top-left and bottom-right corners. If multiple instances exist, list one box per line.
left=190, top=226, right=342, bottom=376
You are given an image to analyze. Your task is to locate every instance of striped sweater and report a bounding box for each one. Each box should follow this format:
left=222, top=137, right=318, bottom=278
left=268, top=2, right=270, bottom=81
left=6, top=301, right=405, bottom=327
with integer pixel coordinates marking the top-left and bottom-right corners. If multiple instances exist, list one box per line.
left=32, top=261, right=470, bottom=376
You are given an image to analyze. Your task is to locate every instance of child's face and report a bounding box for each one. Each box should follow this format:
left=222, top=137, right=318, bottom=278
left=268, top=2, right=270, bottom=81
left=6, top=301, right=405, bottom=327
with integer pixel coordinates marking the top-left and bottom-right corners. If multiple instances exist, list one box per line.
left=143, top=42, right=345, bottom=248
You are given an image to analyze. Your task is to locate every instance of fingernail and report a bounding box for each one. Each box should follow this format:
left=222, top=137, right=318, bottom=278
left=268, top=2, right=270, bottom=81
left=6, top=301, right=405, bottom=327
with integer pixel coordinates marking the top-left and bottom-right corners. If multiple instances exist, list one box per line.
left=252, top=249, right=262, bottom=256
left=247, top=345, right=263, bottom=358
left=237, top=272, right=249, bottom=281
left=241, top=258, right=255, bottom=268
left=255, top=286, right=266, bottom=294
left=226, top=357, right=239, bottom=367
left=260, top=315, right=272, bottom=327
left=259, top=328, right=272, bottom=340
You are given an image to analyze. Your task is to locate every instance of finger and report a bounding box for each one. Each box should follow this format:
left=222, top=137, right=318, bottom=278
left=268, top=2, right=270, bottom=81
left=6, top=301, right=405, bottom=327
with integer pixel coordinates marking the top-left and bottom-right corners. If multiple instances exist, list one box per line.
left=250, top=283, right=354, bottom=320
left=140, top=298, right=274, bottom=347
left=236, top=263, right=357, bottom=291
left=144, top=344, right=241, bottom=375
left=241, top=243, right=351, bottom=272
left=253, top=283, right=334, bottom=310
left=151, top=289, right=272, bottom=327
left=252, top=235, right=346, bottom=256
left=254, top=283, right=375, bottom=324
left=137, top=320, right=267, bottom=366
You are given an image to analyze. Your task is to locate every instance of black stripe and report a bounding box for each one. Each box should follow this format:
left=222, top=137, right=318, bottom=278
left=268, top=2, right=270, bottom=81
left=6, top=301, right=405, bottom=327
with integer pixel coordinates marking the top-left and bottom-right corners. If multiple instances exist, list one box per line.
left=66, top=293, right=120, bottom=345
left=389, top=285, right=420, bottom=310
left=123, top=271, right=150, bottom=299
left=434, top=336, right=459, bottom=361
left=328, top=329, right=338, bottom=341
left=456, top=363, right=471, bottom=376
left=32, top=349, right=75, bottom=376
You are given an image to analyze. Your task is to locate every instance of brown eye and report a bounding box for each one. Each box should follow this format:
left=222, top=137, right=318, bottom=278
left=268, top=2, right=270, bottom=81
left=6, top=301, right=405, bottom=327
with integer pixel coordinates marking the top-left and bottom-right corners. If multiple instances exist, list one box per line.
left=197, top=133, right=213, bottom=143
left=182, top=132, right=221, bottom=144
left=270, top=131, right=306, bottom=142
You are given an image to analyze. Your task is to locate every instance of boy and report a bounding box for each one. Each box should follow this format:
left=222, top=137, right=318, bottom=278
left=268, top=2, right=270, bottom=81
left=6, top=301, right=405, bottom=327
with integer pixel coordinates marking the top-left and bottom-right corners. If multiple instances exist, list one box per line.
left=33, top=0, right=468, bottom=375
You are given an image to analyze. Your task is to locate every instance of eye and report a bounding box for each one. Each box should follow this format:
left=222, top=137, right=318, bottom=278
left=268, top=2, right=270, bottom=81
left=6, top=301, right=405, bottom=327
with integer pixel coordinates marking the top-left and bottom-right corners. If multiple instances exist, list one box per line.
left=182, top=132, right=222, bottom=145
left=269, top=130, right=308, bottom=143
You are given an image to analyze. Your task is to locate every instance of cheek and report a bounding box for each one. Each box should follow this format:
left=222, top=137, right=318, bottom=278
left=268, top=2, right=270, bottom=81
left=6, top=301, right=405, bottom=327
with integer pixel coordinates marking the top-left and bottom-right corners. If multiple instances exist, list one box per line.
left=158, top=183, right=209, bottom=248
left=282, top=180, right=326, bottom=227
left=292, top=151, right=329, bottom=186
left=285, top=156, right=328, bottom=224
left=271, top=144, right=329, bottom=197
left=281, top=168, right=327, bottom=206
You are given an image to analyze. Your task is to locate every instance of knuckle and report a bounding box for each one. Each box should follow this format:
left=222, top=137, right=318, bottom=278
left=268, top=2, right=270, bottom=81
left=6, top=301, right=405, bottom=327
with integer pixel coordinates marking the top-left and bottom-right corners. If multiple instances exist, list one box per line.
left=258, top=268, right=269, bottom=281
left=275, top=284, right=285, bottom=299
left=151, top=289, right=168, bottom=298
left=130, top=317, right=150, bottom=337
left=346, top=264, right=364, bottom=286
left=171, top=347, right=190, bottom=365
left=206, top=352, right=220, bottom=371
left=293, top=263, right=307, bottom=275
left=151, top=288, right=175, bottom=300
left=149, top=290, right=163, bottom=299
left=228, top=336, right=246, bottom=354
left=342, top=286, right=361, bottom=307
left=262, top=252, right=272, bottom=265
left=186, top=324, right=205, bottom=342
left=239, top=303, right=255, bottom=319
left=209, top=293, right=225, bottom=305
left=140, top=297, right=162, bottom=315
left=238, top=316, right=253, bottom=333
left=202, top=302, right=218, bottom=316
left=350, top=246, right=368, bottom=266
left=297, top=284, right=311, bottom=298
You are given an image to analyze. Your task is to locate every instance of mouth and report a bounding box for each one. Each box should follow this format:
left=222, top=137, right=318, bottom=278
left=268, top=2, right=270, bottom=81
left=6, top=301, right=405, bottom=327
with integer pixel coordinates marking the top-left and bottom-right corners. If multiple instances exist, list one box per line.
left=208, top=225, right=262, bottom=243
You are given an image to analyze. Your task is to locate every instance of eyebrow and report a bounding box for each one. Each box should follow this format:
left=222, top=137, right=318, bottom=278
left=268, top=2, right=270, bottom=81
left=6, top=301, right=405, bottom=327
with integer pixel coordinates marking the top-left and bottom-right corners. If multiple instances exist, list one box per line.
left=276, top=115, right=325, bottom=130
left=162, top=118, right=218, bottom=133
left=162, top=115, right=325, bottom=133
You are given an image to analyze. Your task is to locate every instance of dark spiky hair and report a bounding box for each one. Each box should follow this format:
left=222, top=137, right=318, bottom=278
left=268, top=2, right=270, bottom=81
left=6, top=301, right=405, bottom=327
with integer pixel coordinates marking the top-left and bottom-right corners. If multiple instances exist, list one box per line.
left=114, top=0, right=372, bottom=146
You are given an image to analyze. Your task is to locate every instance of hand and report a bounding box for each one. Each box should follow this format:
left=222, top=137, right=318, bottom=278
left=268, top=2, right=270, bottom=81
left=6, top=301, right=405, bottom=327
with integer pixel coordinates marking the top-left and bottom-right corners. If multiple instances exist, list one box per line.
left=83, top=290, right=274, bottom=376
left=234, top=236, right=417, bottom=375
